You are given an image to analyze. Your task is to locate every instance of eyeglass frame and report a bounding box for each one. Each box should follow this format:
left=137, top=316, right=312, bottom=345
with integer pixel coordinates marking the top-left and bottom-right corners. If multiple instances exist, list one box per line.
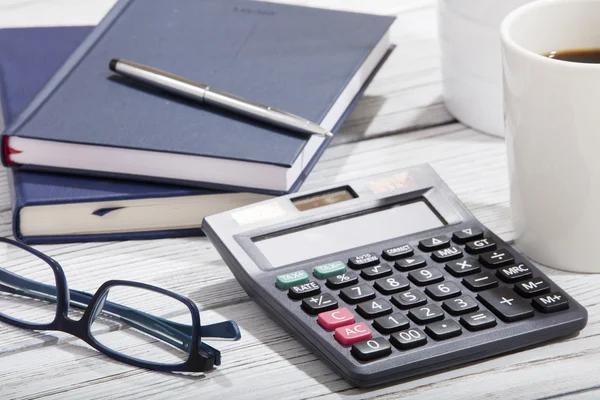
left=0, top=237, right=240, bottom=372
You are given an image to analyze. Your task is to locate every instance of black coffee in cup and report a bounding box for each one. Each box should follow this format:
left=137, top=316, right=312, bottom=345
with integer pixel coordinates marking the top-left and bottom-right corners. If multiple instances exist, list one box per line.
left=544, top=48, right=600, bottom=63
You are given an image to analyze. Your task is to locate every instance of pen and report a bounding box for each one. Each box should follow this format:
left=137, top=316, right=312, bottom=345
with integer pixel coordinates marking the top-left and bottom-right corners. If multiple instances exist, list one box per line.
left=109, top=58, right=333, bottom=138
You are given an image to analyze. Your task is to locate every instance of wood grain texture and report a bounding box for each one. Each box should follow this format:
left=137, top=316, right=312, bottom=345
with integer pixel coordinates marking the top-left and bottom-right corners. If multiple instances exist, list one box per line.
left=0, top=1, right=597, bottom=399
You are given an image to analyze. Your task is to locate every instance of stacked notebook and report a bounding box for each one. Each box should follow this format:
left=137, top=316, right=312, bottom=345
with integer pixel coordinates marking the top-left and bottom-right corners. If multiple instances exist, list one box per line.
left=0, top=0, right=394, bottom=243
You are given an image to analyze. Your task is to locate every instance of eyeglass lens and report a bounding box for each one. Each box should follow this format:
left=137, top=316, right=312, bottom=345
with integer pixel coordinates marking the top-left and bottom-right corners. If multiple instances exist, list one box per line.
left=0, top=242, right=57, bottom=325
left=89, top=285, right=194, bottom=365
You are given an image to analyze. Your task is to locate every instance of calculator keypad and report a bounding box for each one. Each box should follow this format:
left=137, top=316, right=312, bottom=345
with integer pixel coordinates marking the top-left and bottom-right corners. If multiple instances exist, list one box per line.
left=275, top=227, right=573, bottom=365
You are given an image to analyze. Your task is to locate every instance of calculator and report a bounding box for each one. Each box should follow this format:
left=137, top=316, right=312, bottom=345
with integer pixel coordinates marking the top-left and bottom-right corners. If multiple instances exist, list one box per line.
left=202, top=165, right=587, bottom=387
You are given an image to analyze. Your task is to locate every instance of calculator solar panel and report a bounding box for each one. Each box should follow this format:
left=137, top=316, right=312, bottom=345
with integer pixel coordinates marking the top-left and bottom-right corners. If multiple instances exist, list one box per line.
left=203, top=165, right=587, bottom=387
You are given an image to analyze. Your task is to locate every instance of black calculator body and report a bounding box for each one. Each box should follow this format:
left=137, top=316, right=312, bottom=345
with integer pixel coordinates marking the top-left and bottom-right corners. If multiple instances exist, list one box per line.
left=203, top=165, right=587, bottom=387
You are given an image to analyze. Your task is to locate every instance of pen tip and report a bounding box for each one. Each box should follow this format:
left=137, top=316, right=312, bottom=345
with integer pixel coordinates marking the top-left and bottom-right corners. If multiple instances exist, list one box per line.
left=324, top=131, right=334, bottom=138
left=109, top=58, right=119, bottom=71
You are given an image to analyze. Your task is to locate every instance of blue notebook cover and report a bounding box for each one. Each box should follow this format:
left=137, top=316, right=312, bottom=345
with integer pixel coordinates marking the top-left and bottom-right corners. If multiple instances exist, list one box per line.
left=0, top=24, right=383, bottom=244
left=2, top=0, right=394, bottom=192
left=0, top=26, right=227, bottom=243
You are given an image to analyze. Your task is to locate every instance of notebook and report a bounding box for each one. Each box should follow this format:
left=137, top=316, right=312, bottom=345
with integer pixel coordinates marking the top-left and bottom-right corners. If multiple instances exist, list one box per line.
left=0, top=26, right=269, bottom=244
left=2, top=0, right=394, bottom=193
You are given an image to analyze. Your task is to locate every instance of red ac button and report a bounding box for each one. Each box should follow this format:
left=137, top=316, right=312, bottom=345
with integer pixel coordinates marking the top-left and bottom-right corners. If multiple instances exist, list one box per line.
left=334, top=322, right=372, bottom=346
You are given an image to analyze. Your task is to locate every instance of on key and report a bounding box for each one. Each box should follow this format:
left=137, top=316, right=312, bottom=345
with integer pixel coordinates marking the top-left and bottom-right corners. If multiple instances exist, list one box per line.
left=477, top=287, right=534, bottom=322
left=351, top=338, right=392, bottom=361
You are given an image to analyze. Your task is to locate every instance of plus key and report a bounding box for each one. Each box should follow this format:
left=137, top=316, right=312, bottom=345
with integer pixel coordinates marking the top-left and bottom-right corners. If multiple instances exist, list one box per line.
left=477, top=287, right=534, bottom=322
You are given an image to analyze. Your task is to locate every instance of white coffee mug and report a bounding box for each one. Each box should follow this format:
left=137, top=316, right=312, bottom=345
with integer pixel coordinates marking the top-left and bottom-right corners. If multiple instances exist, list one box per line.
left=501, top=0, right=600, bottom=273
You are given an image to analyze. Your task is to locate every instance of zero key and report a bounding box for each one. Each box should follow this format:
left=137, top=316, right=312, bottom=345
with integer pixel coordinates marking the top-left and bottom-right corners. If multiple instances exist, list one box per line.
left=351, top=338, right=392, bottom=361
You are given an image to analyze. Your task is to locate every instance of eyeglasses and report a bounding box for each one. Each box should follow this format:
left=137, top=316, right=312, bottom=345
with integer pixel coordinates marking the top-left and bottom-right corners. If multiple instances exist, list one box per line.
left=0, top=237, right=240, bottom=372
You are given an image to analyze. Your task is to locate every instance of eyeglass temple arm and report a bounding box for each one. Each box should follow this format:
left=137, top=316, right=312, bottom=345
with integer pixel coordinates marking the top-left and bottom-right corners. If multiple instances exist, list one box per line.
left=0, top=272, right=240, bottom=362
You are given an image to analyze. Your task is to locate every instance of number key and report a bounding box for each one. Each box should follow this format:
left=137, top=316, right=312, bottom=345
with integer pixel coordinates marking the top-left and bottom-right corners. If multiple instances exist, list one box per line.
left=391, top=290, right=427, bottom=309
left=340, top=284, right=376, bottom=304
left=360, top=263, right=393, bottom=280
left=373, top=313, right=410, bottom=334
left=442, top=295, right=479, bottom=315
left=408, top=267, right=444, bottom=286
left=351, top=338, right=392, bottom=361
left=425, top=281, right=461, bottom=300
left=373, top=275, right=410, bottom=295
left=356, top=298, right=393, bottom=319
left=390, top=328, right=427, bottom=350
left=408, top=304, right=445, bottom=324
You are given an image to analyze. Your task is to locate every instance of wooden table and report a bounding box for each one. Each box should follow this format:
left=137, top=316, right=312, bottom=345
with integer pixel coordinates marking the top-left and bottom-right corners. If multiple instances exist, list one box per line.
left=1, top=1, right=598, bottom=399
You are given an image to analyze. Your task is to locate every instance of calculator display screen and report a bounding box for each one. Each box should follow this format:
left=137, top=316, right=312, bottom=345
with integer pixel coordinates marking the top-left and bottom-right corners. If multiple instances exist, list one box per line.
left=253, top=200, right=445, bottom=269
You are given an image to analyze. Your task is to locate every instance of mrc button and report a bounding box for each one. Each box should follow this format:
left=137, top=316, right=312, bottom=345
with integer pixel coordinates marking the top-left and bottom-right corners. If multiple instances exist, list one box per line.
left=497, top=263, right=533, bottom=282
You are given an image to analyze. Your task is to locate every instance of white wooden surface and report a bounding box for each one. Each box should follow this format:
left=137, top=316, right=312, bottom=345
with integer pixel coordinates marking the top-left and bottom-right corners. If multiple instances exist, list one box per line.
left=0, top=1, right=598, bottom=399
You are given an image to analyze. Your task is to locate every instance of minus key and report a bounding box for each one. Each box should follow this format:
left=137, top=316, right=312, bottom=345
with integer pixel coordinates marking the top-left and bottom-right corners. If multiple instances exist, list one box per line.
left=462, top=272, right=499, bottom=291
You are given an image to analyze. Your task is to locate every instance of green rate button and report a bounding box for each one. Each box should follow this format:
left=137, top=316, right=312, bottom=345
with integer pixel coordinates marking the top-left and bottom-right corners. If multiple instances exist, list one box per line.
left=313, top=261, right=346, bottom=279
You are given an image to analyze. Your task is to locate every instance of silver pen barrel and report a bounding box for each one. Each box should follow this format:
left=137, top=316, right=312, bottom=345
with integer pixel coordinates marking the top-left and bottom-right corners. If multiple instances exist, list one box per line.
left=109, top=58, right=333, bottom=138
